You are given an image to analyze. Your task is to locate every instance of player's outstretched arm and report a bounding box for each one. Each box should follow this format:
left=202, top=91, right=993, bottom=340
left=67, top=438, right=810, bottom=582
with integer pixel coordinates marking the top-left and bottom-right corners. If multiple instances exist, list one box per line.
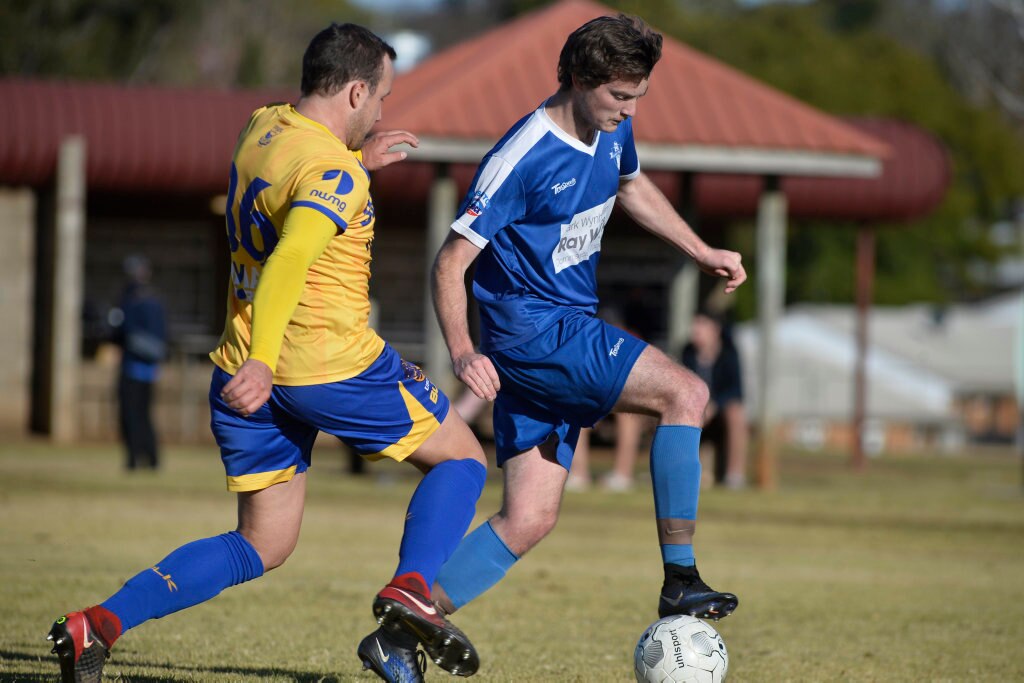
left=359, top=130, right=419, bottom=171
left=431, top=233, right=500, bottom=400
left=617, top=173, right=747, bottom=293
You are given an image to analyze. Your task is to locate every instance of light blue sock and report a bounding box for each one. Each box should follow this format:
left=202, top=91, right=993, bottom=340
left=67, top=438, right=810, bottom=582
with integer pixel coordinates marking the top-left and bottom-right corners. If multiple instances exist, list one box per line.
left=396, top=459, right=487, bottom=586
left=650, top=425, right=702, bottom=567
left=435, top=521, right=518, bottom=609
left=101, top=530, right=263, bottom=631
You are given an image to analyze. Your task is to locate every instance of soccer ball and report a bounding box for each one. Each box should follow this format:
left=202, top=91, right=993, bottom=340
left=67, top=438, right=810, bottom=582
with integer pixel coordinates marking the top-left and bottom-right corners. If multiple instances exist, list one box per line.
left=633, top=615, right=728, bottom=682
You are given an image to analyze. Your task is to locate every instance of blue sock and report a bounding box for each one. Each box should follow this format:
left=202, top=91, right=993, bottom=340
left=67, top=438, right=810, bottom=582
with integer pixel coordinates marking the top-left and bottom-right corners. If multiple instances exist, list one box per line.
left=436, top=521, right=518, bottom=609
left=650, top=425, right=702, bottom=567
left=396, top=459, right=486, bottom=587
left=101, top=530, right=264, bottom=631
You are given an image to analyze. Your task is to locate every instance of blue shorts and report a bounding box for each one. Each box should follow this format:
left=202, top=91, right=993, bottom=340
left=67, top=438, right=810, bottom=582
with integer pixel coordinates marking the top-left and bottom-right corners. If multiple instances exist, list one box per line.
left=210, top=343, right=449, bottom=491
left=489, top=311, right=646, bottom=470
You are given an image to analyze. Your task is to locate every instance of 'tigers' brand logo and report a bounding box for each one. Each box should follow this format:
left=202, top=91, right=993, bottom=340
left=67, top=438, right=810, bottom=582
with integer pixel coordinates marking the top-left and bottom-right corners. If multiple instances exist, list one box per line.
left=551, top=177, right=576, bottom=195
left=609, top=337, right=624, bottom=357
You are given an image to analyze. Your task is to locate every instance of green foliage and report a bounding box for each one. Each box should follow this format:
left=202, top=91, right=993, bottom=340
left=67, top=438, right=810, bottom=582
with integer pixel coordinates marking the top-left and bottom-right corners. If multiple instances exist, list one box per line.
left=0, top=0, right=371, bottom=86
left=0, top=0, right=201, bottom=80
left=654, top=1, right=1024, bottom=306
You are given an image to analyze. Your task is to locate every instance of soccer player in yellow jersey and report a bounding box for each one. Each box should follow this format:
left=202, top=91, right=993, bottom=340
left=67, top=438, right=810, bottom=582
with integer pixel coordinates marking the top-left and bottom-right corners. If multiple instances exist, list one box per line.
left=49, top=24, right=487, bottom=683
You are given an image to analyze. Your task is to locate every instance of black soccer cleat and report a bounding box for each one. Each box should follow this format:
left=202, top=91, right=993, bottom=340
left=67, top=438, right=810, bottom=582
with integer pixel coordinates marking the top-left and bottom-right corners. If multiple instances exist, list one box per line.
left=658, top=563, right=739, bottom=621
left=373, top=572, right=479, bottom=677
left=48, top=612, right=110, bottom=683
left=358, top=627, right=427, bottom=683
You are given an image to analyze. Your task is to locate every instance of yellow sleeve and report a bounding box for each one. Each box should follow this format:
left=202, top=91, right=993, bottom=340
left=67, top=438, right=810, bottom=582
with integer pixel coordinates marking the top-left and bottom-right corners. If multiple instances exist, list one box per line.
left=352, top=149, right=363, bottom=163
left=247, top=207, right=337, bottom=371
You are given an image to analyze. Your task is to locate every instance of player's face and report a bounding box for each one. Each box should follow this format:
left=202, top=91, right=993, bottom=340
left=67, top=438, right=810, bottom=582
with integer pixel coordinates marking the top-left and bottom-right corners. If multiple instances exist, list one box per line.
left=577, top=77, right=649, bottom=133
left=350, top=56, right=395, bottom=148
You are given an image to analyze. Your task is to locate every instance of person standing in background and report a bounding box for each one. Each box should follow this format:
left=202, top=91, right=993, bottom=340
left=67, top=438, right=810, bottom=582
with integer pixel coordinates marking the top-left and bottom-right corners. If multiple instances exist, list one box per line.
left=112, top=254, right=167, bottom=471
left=681, top=309, right=748, bottom=489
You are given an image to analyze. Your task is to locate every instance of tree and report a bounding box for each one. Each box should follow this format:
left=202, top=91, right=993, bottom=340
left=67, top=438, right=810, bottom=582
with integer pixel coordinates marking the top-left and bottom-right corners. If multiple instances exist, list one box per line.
left=653, top=0, right=1024, bottom=311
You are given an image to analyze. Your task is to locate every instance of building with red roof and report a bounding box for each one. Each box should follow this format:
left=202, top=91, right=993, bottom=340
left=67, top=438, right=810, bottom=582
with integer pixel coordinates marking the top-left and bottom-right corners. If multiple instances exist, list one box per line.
left=0, top=0, right=948, bottom=447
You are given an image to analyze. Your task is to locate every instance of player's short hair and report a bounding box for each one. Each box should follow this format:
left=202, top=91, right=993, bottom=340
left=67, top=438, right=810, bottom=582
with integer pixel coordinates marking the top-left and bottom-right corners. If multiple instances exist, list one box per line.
left=557, top=14, right=662, bottom=91
left=301, top=23, right=396, bottom=97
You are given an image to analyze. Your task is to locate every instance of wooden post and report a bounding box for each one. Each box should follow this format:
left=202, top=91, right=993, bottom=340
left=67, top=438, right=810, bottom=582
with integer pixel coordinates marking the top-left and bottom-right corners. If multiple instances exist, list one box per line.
left=852, top=225, right=876, bottom=471
left=667, top=172, right=700, bottom=359
left=424, top=163, right=458, bottom=396
left=51, top=136, right=87, bottom=443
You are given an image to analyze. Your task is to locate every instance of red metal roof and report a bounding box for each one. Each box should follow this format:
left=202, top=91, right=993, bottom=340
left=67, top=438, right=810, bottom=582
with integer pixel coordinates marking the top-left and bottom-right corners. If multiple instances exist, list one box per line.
left=386, top=0, right=889, bottom=159
left=692, top=118, right=950, bottom=221
left=0, top=78, right=292, bottom=193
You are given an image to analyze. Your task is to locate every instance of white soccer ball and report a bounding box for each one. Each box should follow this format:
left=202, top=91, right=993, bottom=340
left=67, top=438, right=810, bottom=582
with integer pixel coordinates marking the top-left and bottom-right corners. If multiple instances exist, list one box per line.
left=633, top=615, right=729, bottom=683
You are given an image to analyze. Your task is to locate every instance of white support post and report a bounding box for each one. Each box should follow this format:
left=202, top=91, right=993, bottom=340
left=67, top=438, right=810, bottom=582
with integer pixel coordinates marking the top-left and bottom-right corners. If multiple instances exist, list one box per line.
left=755, top=176, right=787, bottom=490
left=51, top=136, right=87, bottom=443
left=424, top=166, right=458, bottom=396
left=666, top=261, right=700, bottom=359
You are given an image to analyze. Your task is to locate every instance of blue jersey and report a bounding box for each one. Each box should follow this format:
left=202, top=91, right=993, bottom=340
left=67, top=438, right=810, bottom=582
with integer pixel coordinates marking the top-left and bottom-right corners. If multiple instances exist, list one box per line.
left=451, top=102, right=640, bottom=352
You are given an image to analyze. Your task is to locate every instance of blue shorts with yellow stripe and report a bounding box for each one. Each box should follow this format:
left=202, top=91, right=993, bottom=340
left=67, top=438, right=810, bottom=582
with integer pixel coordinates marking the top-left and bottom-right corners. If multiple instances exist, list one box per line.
left=210, top=343, right=449, bottom=492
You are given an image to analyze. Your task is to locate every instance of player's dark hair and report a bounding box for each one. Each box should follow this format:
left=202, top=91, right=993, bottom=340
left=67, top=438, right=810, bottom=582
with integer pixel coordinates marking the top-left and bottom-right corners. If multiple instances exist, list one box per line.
left=557, top=14, right=662, bottom=91
left=301, top=23, right=396, bottom=97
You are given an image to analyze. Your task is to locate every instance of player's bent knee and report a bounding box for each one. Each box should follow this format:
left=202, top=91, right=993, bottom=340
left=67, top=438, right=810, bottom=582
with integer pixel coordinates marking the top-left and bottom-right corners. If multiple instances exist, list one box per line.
left=504, top=508, right=558, bottom=547
left=252, top=540, right=297, bottom=571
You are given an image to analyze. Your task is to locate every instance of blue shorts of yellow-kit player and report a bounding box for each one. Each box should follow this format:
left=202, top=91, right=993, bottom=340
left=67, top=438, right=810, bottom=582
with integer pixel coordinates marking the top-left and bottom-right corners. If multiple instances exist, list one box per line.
left=488, top=310, right=647, bottom=471
left=209, top=343, right=450, bottom=492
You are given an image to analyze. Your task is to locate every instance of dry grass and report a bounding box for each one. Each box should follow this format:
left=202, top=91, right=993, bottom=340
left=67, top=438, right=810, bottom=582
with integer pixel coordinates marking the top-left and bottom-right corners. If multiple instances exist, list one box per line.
left=1, top=439, right=1023, bottom=681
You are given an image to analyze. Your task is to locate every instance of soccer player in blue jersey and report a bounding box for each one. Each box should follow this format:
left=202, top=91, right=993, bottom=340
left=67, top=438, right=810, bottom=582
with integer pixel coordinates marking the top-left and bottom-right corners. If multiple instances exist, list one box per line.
left=428, top=14, right=746, bottom=634
left=48, top=24, right=485, bottom=683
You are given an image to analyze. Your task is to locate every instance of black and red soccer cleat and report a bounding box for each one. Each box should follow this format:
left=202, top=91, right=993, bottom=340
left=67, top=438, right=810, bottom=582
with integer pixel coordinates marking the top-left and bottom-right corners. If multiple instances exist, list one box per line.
left=47, top=611, right=110, bottom=683
left=658, top=563, right=739, bottom=621
left=372, top=572, right=479, bottom=677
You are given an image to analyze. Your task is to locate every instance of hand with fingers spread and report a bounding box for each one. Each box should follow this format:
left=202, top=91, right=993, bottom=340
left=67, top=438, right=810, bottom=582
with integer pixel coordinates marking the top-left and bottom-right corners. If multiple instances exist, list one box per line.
left=453, top=352, right=501, bottom=401
left=360, top=130, right=419, bottom=171
left=695, top=247, right=747, bottom=294
left=220, top=359, right=273, bottom=417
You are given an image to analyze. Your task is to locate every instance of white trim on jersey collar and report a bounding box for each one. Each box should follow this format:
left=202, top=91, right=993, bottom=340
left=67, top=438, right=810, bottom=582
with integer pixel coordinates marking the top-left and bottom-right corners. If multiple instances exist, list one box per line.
left=538, top=100, right=599, bottom=156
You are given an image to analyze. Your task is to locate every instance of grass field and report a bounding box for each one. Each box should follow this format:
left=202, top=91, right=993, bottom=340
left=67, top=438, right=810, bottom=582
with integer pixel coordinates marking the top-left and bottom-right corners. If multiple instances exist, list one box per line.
left=2, top=438, right=1023, bottom=682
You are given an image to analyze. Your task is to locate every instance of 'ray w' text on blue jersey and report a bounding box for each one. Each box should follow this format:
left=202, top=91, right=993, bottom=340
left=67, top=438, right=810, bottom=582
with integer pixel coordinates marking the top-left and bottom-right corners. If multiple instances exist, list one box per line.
left=451, top=101, right=640, bottom=353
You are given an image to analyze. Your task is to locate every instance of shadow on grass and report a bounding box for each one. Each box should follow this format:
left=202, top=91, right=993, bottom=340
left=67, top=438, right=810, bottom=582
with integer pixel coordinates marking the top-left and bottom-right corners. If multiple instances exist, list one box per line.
left=0, top=648, right=352, bottom=682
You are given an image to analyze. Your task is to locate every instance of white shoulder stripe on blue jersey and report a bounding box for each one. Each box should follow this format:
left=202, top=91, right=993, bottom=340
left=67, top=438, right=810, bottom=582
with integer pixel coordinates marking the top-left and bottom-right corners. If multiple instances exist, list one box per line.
left=450, top=110, right=550, bottom=245
left=450, top=155, right=519, bottom=247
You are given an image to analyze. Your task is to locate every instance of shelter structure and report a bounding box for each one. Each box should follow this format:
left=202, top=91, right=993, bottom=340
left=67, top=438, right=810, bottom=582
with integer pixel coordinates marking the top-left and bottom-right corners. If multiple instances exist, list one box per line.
left=0, top=0, right=948, bottom=486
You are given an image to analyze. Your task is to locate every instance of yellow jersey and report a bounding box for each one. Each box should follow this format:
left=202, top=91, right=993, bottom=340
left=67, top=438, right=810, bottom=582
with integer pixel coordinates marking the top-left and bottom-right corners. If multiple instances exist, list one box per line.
left=210, top=103, right=385, bottom=385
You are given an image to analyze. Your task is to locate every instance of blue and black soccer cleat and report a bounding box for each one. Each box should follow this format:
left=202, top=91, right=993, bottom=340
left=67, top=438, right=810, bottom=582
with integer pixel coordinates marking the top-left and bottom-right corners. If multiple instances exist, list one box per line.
left=373, top=572, right=479, bottom=677
left=358, top=627, right=427, bottom=683
left=47, top=611, right=110, bottom=683
left=658, top=563, right=739, bottom=621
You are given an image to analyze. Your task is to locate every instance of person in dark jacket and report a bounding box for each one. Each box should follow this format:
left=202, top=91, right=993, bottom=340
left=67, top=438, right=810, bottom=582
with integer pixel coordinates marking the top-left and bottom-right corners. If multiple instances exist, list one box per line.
left=681, top=309, right=748, bottom=489
left=113, top=254, right=167, bottom=470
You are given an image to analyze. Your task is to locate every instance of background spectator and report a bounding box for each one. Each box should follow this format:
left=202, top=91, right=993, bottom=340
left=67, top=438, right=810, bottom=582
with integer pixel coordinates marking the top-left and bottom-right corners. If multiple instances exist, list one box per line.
left=681, top=309, right=747, bottom=489
left=111, top=254, right=167, bottom=471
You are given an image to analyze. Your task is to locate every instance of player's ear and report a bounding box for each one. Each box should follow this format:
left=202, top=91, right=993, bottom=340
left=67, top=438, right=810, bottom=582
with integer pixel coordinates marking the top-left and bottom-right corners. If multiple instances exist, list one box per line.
left=349, top=80, right=367, bottom=109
